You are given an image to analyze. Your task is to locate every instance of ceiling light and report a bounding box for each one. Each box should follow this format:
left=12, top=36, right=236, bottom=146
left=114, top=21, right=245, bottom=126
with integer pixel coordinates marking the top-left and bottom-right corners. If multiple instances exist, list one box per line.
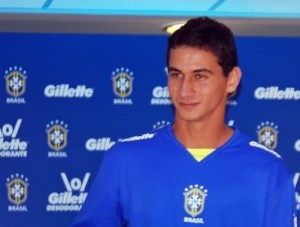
left=163, top=21, right=186, bottom=35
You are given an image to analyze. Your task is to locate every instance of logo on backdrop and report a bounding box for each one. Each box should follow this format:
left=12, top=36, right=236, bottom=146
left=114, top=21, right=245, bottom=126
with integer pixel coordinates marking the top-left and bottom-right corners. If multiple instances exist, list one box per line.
left=112, top=67, right=134, bottom=105
left=152, top=121, right=171, bottom=130
left=85, top=137, right=116, bottom=151
left=44, top=84, right=94, bottom=98
left=257, top=121, right=279, bottom=150
left=47, top=172, right=90, bottom=212
left=254, top=86, right=300, bottom=100
left=46, top=120, right=68, bottom=158
left=4, top=66, right=27, bottom=104
left=6, top=173, right=29, bottom=212
left=295, top=139, right=300, bottom=152
left=183, top=184, right=208, bottom=224
left=151, top=86, right=172, bottom=105
left=293, top=173, right=300, bottom=210
left=227, top=119, right=235, bottom=127
left=226, top=93, right=238, bottom=106
left=0, top=119, right=28, bottom=158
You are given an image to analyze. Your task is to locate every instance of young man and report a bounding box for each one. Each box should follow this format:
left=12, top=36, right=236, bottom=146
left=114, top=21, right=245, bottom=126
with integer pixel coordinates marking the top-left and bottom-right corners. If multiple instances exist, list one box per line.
left=72, top=17, right=296, bottom=226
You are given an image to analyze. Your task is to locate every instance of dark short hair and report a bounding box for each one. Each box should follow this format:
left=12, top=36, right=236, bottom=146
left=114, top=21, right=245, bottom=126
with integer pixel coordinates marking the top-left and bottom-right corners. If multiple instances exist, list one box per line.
left=167, top=17, right=238, bottom=76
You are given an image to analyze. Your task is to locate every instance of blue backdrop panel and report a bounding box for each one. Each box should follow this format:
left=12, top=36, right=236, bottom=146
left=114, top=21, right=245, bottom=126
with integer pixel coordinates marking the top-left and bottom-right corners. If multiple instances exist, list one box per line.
left=0, top=33, right=299, bottom=226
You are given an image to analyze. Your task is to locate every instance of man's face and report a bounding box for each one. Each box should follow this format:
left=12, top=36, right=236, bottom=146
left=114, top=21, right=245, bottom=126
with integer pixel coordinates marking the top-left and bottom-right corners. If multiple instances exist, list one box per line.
left=168, top=46, right=235, bottom=123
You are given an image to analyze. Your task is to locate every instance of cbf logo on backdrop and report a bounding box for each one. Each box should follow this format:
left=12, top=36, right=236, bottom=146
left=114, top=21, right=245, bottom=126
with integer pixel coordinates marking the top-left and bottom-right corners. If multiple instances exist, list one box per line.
left=6, top=173, right=29, bottom=212
left=152, top=121, right=171, bottom=130
left=257, top=121, right=279, bottom=150
left=112, top=67, right=134, bottom=105
left=46, top=120, right=68, bottom=158
left=226, top=92, right=238, bottom=106
left=4, top=66, right=27, bottom=104
left=0, top=119, right=28, bottom=158
left=47, top=172, right=90, bottom=212
left=183, top=184, right=208, bottom=224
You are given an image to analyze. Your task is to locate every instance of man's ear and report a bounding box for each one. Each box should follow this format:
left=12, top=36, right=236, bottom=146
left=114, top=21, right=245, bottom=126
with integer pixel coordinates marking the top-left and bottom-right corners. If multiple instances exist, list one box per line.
left=227, top=66, right=242, bottom=94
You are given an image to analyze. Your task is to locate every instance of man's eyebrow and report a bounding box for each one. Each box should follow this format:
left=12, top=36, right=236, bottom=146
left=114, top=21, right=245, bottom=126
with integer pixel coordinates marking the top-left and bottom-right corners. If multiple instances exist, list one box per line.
left=168, top=67, right=213, bottom=74
left=167, top=67, right=180, bottom=72
left=193, top=68, right=213, bottom=74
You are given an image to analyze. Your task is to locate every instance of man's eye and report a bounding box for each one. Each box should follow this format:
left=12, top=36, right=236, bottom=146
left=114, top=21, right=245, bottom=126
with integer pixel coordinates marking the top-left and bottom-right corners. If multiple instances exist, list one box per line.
left=194, top=74, right=206, bottom=79
left=169, top=73, right=183, bottom=79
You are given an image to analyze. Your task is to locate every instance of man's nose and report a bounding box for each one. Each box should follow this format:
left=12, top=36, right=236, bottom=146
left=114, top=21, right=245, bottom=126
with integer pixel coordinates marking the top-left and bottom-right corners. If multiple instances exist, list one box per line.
left=179, top=77, right=195, bottom=97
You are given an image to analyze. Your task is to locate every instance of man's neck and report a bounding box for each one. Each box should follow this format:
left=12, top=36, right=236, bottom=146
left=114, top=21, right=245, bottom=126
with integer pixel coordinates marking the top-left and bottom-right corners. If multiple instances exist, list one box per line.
left=173, top=120, right=233, bottom=149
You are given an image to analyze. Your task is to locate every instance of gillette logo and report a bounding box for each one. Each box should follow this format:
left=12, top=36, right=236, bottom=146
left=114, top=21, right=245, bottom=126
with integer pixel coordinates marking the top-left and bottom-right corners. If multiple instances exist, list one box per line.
left=295, top=140, right=300, bottom=152
left=254, top=86, right=300, bottom=100
left=0, top=119, right=28, bottom=158
left=44, top=84, right=94, bottom=98
left=47, top=172, right=90, bottom=212
left=151, top=86, right=172, bottom=105
left=85, top=137, right=116, bottom=151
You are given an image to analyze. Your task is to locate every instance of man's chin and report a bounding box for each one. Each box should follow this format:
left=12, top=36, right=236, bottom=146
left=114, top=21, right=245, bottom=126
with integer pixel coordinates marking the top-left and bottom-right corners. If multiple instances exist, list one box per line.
left=175, top=113, right=203, bottom=123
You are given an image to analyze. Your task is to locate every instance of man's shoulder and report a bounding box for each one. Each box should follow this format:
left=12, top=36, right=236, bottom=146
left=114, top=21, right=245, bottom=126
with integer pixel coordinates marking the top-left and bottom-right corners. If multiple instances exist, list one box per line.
left=118, top=132, right=157, bottom=143
left=232, top=131, right=290, bottom=178
left=102, top=127, right=170, bottom=162
left=110, top=126, right=169, bottom=151
left=246, top=140, right=281, bottom=159
left=234, top=130, right=282, bottom=161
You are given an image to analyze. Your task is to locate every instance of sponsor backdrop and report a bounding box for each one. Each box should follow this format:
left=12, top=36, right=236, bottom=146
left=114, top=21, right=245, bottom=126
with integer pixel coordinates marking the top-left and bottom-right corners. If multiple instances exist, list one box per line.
left=0, top=33, right=300, bottom=226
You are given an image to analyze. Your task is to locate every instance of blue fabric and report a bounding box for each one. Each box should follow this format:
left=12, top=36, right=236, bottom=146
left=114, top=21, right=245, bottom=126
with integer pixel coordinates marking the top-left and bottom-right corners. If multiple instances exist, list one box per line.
left=72, top=125, right=296, bottom=227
